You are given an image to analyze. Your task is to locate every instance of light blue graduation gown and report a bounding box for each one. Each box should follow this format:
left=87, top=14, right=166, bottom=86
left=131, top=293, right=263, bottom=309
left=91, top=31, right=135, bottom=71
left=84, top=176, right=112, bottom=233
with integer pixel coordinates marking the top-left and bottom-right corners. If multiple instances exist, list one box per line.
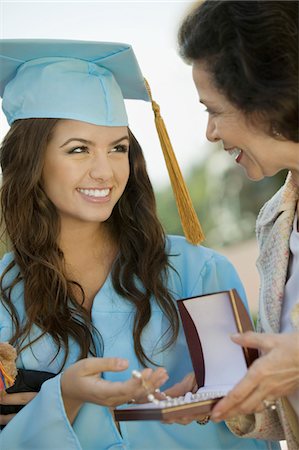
left=0, top=236, right=280, bottom=450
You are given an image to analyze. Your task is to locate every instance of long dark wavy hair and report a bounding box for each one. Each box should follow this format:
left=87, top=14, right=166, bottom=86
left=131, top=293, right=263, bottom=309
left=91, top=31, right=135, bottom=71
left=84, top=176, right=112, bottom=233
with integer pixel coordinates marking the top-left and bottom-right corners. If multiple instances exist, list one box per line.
left=0, top=118, right=179, bottom=368
left=178, top=0, right=298, bottom=142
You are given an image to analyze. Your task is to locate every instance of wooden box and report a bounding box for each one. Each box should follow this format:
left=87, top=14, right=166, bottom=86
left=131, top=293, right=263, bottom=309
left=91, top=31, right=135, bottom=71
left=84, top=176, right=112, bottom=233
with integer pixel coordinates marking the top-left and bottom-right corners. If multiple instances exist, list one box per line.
left=114, top=289, right=257, bottom=421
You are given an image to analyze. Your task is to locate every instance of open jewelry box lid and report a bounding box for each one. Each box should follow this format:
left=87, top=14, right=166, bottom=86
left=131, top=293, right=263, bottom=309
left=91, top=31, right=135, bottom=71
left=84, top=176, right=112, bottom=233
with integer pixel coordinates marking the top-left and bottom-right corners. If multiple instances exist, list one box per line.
left=178, top=289, right=257, bottom=390
left=114, top=289, right=258, bottom=421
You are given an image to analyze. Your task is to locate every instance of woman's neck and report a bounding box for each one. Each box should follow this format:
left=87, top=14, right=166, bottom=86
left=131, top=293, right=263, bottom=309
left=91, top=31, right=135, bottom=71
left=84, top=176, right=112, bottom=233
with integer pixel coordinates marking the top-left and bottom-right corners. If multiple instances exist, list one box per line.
left=58, top=219, right=116, bottom=264
left=58, top=219, right=118, bottom=309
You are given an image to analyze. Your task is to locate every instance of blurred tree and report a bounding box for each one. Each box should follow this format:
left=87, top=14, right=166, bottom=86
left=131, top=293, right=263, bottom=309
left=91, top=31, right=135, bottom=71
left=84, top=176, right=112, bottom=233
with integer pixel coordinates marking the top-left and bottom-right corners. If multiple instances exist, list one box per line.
left=156, top=147, right=287, bottom=247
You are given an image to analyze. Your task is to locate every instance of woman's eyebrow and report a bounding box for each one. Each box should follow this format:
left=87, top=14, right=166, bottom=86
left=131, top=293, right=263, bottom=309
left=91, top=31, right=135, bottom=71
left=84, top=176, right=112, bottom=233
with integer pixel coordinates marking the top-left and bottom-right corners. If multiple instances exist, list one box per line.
left=109, top=136, right=129, bottom=146
left=60, top=138, right=93, bottom=148
left=60, top=136, right=129, bottom=148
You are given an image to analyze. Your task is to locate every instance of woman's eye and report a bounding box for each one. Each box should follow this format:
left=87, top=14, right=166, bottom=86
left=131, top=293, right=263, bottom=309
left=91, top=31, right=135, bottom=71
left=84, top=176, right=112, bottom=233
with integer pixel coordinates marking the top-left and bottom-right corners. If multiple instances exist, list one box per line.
left=205, top=108, right=217, bottom=116
left=110, top=145, right=129, bottom=153
left=68, top=146, right=88, bottom=154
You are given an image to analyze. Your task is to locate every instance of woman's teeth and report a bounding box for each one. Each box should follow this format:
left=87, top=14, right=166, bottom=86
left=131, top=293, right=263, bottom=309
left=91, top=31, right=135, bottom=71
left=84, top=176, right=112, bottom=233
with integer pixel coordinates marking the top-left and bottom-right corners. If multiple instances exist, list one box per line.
left=228, top=148, right=242, bottom=160
left=78, top=188, right=110, bottom=198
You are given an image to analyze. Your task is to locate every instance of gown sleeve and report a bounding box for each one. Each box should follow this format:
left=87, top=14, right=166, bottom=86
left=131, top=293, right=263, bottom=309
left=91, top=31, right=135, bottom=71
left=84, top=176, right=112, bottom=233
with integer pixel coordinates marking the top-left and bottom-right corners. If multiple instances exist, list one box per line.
left=0, top=373, right=82, bottom=450
left=0, top=252, right=82, bottom=449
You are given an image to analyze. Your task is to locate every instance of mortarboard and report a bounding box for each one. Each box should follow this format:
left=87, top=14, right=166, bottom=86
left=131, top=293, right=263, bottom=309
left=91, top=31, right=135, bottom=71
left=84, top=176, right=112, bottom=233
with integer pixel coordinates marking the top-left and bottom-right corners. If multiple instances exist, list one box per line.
left=0, top=39, right=204, bottom=244
left=0, top=39, right=148, bottom=126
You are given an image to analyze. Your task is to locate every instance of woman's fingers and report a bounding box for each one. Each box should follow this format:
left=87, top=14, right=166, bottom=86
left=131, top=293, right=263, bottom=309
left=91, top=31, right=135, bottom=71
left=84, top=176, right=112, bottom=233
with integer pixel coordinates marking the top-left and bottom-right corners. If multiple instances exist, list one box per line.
left=0, top=413, right=15, bottom=425
left=133, top=367, right=169, bottom=403
left=163, top=413, right=208, bottom=426
left=0, top=392, right=37, bottom=427
left=0, top=391, right=37, bottom=406
left=211, top=332, right=299, bottom=421
left=101, top=367, right=169, bottom=405
left=74, top=357, right=129, bottom=376
left=164, top=372, right=196, bottom=398
left=230, top=331, right=274, bottom=352
left=61, top=357, right=170, bottom=421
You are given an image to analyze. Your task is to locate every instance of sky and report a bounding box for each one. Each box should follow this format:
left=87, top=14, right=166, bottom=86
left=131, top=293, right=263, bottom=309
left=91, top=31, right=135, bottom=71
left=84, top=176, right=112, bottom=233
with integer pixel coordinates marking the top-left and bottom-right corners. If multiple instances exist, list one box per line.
left=0, top=0, right=211, bottom=188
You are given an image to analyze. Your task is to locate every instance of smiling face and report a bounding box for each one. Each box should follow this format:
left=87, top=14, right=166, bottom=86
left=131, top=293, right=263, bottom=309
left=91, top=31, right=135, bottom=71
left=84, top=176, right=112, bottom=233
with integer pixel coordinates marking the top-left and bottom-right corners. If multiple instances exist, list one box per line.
left=42, top=119, right=130, bottom=227
left=192, top=62, right=299, bottom=181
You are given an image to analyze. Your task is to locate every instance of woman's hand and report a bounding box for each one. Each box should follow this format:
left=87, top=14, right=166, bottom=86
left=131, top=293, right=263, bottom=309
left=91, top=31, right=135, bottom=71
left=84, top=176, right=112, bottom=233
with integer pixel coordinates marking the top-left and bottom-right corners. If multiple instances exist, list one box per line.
left=0, top=391, right=37, bottom=426
left=161, top=373, right=208, bottom=425
left=163, top=372, right=197, bottom=398
left=211, top=331, right=299, bottom=421
left=160, top=372, right=200, bottom=425
left=61, top=357, right=169, bottom=423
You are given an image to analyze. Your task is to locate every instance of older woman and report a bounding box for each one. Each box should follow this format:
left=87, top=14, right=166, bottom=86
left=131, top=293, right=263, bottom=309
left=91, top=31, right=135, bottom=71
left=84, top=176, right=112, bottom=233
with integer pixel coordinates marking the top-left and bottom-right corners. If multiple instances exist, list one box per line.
left=178, top=1, right=299, bottom=449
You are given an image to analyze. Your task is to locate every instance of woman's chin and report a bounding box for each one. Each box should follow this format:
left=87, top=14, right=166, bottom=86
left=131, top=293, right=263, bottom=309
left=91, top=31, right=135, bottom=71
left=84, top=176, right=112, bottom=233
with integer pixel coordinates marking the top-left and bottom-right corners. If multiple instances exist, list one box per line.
left=242, top=166, right=265, bottom=182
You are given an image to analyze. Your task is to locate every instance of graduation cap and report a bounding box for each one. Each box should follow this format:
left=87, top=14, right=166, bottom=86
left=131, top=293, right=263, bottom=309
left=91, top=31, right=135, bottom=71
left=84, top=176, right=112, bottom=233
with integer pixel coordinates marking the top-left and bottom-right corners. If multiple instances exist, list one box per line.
left=0, top=39, right=204, bottom=244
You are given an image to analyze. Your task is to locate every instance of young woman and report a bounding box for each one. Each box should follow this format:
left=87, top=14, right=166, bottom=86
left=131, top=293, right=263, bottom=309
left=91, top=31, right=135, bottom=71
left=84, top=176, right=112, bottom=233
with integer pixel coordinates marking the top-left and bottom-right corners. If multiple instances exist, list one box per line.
left=0, top=39, right=276, bottom=449
left=178, top=1, right=299, bottom=448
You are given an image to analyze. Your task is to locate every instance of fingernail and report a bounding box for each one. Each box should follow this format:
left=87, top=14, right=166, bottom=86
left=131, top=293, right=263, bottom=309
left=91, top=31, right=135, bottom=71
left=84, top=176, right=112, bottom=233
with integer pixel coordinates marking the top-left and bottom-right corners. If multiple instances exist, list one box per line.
left=230, top=333, right=240, bottom=339
left=117, top=358, right=128, bottom=368
left=211, top=411, right=221, bottom=420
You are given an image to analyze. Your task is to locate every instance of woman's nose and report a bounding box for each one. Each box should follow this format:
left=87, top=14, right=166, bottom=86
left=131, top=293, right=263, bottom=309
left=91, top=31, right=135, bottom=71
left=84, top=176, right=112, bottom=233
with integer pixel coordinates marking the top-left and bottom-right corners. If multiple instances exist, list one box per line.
left=89, top=153, right=113, bottom=182
left=206, top=116, right=220, bottom=143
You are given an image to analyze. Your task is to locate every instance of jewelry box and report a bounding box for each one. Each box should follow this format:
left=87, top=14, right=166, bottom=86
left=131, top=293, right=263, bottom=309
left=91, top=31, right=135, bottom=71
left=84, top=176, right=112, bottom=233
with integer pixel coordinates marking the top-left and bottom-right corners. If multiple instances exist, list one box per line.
left=114, top=289, right=258, bottom=421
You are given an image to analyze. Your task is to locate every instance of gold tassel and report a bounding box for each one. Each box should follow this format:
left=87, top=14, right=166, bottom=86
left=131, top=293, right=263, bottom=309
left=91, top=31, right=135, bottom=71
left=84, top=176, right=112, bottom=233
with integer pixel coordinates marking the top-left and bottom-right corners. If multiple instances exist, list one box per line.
left=144, top=79, right=205, bottom=245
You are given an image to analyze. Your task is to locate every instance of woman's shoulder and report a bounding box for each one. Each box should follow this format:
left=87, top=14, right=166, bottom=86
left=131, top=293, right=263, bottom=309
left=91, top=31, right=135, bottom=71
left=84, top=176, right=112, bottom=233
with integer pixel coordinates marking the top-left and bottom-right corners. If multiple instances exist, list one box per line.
left=256, top=186, right=284, bottom=226
left=165, top=235, right=246, bottom=302
left=165, top=234, right=228, bottom=266
left=165, top=234, right=235, bottom=283
left=257, top=172, right=297, bottom=227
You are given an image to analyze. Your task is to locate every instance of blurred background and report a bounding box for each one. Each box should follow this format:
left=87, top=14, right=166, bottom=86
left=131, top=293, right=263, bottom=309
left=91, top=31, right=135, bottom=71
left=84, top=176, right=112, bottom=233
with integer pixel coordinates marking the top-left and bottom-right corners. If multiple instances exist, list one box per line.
left=0, top=0, right=287, bottom=314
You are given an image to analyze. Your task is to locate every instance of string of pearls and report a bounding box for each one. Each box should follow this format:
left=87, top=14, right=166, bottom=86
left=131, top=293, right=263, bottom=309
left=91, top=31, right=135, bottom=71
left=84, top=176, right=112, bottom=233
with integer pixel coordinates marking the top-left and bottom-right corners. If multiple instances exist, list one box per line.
left=147, top=390, right=226, bottom=407
left=131, top=369, right=225, bottom=408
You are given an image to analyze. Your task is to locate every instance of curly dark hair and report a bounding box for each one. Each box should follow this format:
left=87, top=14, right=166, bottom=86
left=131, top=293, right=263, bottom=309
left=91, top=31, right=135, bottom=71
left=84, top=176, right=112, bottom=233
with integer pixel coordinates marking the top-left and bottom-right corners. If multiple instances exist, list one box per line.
left=0, top=118, right=179, bottom=368
left=178, top=0, right=298, bottom=142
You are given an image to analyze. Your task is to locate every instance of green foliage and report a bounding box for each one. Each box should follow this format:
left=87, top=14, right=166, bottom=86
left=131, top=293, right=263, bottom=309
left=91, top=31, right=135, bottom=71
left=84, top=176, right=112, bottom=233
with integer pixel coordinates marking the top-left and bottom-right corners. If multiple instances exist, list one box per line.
left=156, top=148, right=287, bottom=247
